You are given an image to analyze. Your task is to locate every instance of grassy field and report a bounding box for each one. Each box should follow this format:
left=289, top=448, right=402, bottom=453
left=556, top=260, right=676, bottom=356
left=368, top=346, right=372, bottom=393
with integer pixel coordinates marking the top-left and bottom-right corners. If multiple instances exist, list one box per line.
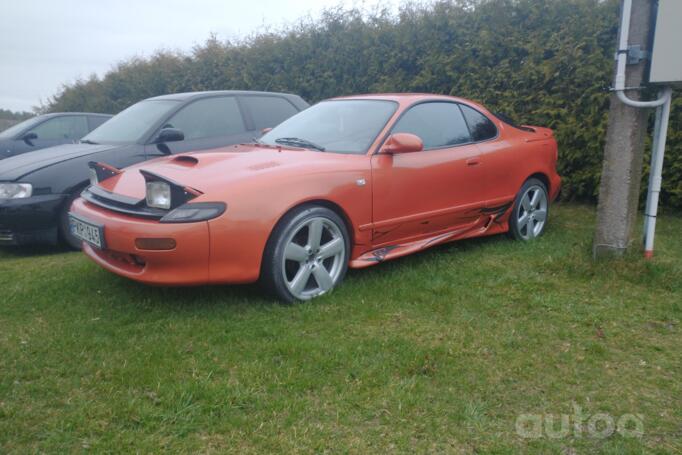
left=0, top=204, right=680, bottom=454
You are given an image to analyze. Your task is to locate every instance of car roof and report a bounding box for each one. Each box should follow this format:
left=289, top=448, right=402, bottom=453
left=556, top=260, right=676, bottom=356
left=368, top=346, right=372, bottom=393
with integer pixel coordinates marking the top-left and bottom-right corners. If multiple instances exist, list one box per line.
left=42, top=112, right=113, bottom=117
left=146, top=90, right=302, bottom=101
left=329, top=93, right=475, bottom=104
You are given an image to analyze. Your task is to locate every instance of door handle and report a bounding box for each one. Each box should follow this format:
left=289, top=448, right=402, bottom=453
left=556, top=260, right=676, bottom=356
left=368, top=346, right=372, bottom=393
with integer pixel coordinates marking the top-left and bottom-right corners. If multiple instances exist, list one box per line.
left=466, top=157, right=480, bottom=166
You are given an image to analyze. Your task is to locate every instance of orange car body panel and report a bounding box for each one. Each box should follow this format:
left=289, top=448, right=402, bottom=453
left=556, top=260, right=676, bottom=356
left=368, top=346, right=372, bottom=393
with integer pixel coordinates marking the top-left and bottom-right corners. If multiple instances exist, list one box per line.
left=70, top=94, right=561, bottom=285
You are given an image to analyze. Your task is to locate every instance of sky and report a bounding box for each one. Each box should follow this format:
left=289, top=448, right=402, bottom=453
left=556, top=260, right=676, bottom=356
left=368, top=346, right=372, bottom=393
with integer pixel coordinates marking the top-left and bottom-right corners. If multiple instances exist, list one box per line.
left=0, top=0, right=397, bottom=113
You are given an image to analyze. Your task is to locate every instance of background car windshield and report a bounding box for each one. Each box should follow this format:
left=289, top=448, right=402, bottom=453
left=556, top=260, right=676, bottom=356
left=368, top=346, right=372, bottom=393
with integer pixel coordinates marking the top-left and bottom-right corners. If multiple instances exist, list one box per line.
left=82, top=100, right=179, bottom=144
left=0, top=116, right=42, bottom=139
left=260, top=100, right=397, bottom=154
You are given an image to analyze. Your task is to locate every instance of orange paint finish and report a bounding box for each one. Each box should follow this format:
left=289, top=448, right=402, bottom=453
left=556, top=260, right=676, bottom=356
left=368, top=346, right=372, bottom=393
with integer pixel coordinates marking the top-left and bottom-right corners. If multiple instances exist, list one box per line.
left=69, top=93, right=561, bottom=286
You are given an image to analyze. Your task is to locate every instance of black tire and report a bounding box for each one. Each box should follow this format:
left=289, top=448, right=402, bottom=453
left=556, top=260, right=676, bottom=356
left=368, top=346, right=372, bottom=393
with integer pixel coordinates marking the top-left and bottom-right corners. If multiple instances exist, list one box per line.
left=508, top=178, right=549, bottom=241
left=261, top=205, right=350, bottom=303
left=59, top=190, right=85, bottom=250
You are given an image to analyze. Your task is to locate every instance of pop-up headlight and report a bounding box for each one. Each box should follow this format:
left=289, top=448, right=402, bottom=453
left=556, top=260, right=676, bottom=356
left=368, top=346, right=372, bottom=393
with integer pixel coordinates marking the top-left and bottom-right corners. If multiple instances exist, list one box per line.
left=146, top=181, right=172, bottom=209
left=139, top=169, right=202, bottom=212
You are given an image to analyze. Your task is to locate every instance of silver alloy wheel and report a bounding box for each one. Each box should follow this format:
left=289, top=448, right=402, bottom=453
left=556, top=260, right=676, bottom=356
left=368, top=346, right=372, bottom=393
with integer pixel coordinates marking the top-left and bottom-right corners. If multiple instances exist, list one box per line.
left=281, top=216, right=346, bottom=300
left=516, top=184, right=548, bottom=240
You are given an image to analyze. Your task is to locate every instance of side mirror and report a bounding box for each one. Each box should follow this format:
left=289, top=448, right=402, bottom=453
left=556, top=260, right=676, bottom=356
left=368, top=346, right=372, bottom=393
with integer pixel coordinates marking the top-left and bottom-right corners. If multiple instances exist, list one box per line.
left=380, top=133, right=423, bottom=154
left=21, top=132, right=38, bottom=145
left=154, top=128, right=184, bottom=144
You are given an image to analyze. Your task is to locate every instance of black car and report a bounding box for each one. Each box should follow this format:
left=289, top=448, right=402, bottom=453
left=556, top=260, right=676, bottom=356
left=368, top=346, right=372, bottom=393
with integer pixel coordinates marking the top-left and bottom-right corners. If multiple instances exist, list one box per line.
left=0, top=90, right=308, bottom=248
left=0, top=112, right=112, bottom=159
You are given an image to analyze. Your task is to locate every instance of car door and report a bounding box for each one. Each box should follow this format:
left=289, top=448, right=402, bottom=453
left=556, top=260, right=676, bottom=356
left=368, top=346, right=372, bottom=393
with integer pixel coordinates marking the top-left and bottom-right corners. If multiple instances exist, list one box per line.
left=371, top=101, right=487, bottom=246
left=458, top=104, right=518, bottom=208
left=144, top=96, right=252, bottom=156
left=24, top=115, right=89, bottom=150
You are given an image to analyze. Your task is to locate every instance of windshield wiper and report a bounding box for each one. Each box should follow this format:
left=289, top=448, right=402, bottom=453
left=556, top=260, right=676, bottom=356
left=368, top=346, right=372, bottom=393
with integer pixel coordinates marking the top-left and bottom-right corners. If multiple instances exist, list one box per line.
left=275, top=137, right=326, bottom=152
left=80, top=139, right=99, bottom=145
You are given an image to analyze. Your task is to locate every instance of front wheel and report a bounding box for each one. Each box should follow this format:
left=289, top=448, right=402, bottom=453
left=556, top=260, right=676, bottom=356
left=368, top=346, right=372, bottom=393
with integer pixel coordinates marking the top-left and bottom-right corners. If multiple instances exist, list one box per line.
left=508, top=178, right=549, bottom=241
left=261, top=205, right=350, bottom=303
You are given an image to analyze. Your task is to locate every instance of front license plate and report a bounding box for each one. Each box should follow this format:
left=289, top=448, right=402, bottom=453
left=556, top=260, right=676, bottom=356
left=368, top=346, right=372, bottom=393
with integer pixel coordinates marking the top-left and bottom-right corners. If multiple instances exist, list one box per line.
left=69, top=214, right=105, bottom=249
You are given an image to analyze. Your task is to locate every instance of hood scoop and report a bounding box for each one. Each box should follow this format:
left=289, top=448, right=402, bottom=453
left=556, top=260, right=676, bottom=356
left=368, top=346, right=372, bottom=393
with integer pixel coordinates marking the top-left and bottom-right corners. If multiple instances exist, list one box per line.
left=171, top=155, right=199, bottom=166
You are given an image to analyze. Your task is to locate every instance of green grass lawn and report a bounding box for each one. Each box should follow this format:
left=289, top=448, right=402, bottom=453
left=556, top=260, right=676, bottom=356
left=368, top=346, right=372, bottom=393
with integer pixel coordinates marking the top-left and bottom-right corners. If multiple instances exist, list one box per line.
left=1, top=204, right=680, bottom=454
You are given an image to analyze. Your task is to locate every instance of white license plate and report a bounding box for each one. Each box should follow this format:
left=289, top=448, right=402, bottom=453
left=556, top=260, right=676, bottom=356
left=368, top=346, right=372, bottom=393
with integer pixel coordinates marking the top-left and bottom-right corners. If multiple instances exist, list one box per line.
left=69, top=214, right=105, bottom=249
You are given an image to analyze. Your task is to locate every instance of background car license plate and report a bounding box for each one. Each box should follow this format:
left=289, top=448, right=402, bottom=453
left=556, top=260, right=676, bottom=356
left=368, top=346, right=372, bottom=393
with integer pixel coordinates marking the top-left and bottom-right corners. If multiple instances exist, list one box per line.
left=69, top=215, right=105, bottom=249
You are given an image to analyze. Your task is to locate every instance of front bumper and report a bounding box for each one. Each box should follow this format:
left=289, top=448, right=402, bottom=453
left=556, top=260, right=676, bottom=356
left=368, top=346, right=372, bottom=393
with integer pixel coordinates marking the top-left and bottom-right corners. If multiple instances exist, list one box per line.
left=0, top=194, right=66, bottom=246
left=70, top=198, right=211, bottom=285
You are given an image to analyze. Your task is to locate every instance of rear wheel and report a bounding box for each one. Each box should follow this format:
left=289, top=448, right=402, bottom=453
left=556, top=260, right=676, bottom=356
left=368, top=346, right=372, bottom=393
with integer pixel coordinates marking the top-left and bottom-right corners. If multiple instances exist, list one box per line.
left=59, top=190, right=85, bottom=250
left=261, top=205, right=349, bottom=303
left=508, top=178, right=549, bottom=241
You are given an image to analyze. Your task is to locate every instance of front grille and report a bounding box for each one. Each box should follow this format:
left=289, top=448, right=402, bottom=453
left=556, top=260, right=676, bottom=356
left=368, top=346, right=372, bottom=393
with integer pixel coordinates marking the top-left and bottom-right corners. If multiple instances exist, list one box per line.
left=0, top=230, right=15, bottom=242
left=82, top=186, right=167, bottom=220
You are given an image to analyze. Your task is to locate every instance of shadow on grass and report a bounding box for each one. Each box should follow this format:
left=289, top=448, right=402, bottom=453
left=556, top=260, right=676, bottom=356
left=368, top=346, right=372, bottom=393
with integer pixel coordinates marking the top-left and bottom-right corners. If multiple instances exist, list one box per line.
left=100, top=232, right=526, bottom=312
left=102, top=273, right=277, bottom=312
left=0, top=243, right=73, bottom=258
left=87, top=236, right=506, bottom=310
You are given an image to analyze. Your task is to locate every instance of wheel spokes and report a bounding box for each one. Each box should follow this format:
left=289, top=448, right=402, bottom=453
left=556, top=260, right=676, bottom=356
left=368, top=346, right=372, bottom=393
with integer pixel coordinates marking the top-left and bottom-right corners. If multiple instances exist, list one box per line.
left=282, top=215, right=346, bottom=300
left=307, top=219, right=323, bottom=250
left=522, top=194, right=532, bottom=212
left=312, top=265, right=334, bottom=291
left=534, top=209, right=547, bottom=222
left=318, top=237, right=343, bottom=259
left=518, top=212, right=529, bottom=226
left=289, top=265, right=313, bottom=295
left=285, top=242, right=308, bottom=262
left=529, top=189, right=541, bottom=209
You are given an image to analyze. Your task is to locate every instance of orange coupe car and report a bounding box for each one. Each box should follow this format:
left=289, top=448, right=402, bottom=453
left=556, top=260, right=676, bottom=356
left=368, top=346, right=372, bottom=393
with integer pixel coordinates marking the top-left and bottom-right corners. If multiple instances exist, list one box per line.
left=69, top=94, right=560, bottom=302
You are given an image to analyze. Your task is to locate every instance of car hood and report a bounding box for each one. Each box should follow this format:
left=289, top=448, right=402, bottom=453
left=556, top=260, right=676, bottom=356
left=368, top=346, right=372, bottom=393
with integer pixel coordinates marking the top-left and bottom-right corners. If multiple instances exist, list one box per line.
left=0, top=143, right=123, bottom=181
left=97, top=144, right=361, bottom=200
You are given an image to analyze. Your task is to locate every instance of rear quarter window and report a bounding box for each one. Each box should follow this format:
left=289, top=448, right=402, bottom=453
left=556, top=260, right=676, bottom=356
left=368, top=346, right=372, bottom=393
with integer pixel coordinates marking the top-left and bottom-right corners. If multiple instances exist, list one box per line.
left=460, top=105, right=498, bottom=142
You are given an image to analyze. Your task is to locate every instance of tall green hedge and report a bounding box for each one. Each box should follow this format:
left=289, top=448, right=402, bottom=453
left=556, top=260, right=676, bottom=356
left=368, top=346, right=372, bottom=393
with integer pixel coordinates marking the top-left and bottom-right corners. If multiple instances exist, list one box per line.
left=45, top=0, right=682, bottom=208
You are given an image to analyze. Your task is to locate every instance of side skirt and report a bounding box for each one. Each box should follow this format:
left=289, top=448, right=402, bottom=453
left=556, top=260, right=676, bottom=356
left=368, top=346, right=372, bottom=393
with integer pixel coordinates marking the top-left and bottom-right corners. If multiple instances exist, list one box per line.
left=349, top=202, right=513, bottom=269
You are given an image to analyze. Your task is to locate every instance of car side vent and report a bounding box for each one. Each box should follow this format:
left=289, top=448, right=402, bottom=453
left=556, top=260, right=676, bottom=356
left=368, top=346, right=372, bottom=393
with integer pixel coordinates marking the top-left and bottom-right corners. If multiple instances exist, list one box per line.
left=171, top=155, right=199, bottom=166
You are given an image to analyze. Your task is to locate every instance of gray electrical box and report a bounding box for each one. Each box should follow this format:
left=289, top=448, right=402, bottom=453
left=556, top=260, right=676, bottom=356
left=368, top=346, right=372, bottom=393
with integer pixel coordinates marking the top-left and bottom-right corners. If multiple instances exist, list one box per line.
left=648, top=0, right=682, bottom=86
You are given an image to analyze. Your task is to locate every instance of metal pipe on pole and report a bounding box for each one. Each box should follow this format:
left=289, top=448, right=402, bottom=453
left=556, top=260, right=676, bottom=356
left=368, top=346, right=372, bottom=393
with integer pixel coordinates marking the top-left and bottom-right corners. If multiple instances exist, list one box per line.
left=594, top=0, right=673, bottom=259
left=642, top=88, right=672, bottom=258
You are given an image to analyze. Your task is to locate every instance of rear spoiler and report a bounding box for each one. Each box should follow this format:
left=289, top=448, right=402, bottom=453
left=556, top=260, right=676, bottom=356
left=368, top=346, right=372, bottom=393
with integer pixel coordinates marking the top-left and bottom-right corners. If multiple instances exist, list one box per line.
left=493, top=112, right=538, bottom=133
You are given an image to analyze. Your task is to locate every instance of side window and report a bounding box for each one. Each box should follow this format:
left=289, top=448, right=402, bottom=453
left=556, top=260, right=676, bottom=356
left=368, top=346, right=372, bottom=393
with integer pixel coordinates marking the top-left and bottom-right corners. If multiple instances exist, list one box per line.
left=460, top=104, right=497, bottom=142
left=29, top=116, right=89, bottom=140
left=392, top=102, right=471, bottom=149
left=241, top=96, right=299, bottom=130
left=88, top=116, right=110, bottom=132
left=164, top=97, right=245, bottom=140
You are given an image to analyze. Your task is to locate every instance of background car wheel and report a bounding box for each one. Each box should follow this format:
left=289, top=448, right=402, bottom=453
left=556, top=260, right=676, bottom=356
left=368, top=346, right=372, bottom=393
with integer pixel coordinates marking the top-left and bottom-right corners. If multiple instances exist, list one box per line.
left=59, top=190, right=85, bottom=250
left=262, top=205, right=350, bottom=303
left=508, top=178, right=549, bottom=241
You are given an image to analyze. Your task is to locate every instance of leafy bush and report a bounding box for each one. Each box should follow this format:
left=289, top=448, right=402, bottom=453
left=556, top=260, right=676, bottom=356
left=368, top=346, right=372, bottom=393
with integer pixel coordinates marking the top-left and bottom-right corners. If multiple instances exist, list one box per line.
left=44, top=0, right=682, bottom=208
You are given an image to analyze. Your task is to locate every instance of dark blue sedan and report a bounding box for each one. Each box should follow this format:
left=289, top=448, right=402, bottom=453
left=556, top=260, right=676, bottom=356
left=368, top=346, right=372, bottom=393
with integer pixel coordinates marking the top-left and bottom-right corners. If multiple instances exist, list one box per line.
left=0, top=113, right=112, bottom=159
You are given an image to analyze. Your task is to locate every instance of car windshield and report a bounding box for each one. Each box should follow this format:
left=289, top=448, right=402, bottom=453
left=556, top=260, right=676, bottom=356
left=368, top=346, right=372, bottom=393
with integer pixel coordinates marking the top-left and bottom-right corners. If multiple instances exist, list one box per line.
left=0, top=116, right=43, bottom=139
left=260, top=100, right=398, bottom=154
left=82, top=100, right=179, bottom=144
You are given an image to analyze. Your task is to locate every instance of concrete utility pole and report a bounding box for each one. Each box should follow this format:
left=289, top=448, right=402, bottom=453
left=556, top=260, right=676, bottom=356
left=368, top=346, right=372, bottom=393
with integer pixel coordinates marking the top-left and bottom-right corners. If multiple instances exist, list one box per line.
left=593, top=0, right=654, bottom=258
